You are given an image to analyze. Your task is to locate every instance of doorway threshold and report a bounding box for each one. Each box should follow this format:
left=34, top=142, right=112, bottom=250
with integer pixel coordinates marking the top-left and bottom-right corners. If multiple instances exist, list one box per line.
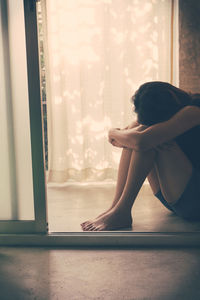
left=0, top=232, right=200, bottom=247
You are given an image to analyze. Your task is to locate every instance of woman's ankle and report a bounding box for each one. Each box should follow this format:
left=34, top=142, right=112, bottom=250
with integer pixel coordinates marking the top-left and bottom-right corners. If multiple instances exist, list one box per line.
left=111, top=203, right=132, bottom=216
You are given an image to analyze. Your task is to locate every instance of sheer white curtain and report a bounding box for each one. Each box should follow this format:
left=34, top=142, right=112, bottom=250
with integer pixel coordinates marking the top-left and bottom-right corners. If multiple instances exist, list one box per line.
left=42, top=0, right=174, bottom=183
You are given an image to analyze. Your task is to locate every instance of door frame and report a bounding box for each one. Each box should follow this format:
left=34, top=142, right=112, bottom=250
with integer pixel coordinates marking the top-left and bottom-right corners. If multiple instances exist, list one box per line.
left=23, top=0, right=47, bottom=233
left=1, top=0, right=200, bottom=246
left=0, top=0, right=47, bottom=234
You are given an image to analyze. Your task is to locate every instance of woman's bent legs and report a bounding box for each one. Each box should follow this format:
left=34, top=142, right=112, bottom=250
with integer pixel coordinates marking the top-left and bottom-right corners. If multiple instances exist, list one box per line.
left=81, top=148, right=157, bottom=231
left=81, top=142, right=194, bottom=231
left=81, top=148, right=133, bottom=227
left=154, top=142, right=193, bottom=204
left=109, top=148, right=133, bottom=209
left=147, top=167, right=160, bottom=195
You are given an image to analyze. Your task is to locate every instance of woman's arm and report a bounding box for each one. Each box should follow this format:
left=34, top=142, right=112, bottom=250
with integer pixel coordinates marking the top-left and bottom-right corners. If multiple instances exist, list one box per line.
left=108, top=106, right=200, bottom=151
left=137, top=105, right=200, bottom=151
left=108, top=120, right=140, bottom=148
left=108, top=124, right=144, bottom=150
left=124, top=120, right=140, bottom=129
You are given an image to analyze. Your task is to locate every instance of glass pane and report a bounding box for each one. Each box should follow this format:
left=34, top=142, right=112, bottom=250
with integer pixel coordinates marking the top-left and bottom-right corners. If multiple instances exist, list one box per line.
left=0, top=0, right=34, bottom=220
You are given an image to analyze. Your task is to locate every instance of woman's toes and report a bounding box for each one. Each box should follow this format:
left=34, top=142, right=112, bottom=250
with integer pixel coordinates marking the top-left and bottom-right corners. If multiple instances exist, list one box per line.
left=84, top=223, right=94, bottom=231
left=81, top=221, right=90, bottom=227
left=96, top=225, right=104, bottom=231
left=83, top=221, right=93, bottom=228
left=93, top=225, right=101, bottom=231
left=81, top=223, right=86, bottom=229
left=88, top=225, right=96, bottom=231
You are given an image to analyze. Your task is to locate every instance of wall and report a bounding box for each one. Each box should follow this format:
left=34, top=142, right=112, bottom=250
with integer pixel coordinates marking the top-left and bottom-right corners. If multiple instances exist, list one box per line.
left=179, top=0, right=200, bottom=93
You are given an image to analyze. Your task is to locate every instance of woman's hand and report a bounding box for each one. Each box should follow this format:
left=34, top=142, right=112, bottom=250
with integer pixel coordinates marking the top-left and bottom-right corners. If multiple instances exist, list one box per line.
left=110, top=140, right=125, bottom=148
left=108, top=128, right=126, bottom=148
left=123, top=120, right=139, bottom=130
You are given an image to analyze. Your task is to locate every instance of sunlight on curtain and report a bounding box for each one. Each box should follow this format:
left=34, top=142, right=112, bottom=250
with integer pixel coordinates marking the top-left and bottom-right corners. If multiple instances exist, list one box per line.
left=43, top=0, right=174, bottom=183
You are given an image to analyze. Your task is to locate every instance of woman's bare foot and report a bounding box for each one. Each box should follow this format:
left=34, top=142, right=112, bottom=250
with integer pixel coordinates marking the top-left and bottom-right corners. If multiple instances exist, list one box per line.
left=80, top=204, right=117, bottom=228
left=81, top=208, right=132, bottom=231
left=80, top=209, right=111, bottom=229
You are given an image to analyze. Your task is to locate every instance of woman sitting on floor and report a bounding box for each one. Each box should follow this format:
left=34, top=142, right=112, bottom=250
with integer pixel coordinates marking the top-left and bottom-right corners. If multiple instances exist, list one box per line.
left=81, top=81, right=200, bottom=231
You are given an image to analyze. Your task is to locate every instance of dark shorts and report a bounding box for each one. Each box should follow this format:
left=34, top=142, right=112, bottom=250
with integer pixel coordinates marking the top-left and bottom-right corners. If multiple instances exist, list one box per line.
left=155, top=169, right=200, bottom=221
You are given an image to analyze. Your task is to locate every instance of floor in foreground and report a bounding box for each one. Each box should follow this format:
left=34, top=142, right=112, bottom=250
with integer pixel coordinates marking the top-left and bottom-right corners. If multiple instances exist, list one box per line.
left=0, top=246, right=200, bottom=300
left=47, top=182, right=200, bottom=232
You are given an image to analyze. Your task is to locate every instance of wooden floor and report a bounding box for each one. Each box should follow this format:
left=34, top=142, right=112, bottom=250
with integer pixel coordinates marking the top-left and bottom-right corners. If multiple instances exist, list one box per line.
left=47, top=182, right=200, bottom=232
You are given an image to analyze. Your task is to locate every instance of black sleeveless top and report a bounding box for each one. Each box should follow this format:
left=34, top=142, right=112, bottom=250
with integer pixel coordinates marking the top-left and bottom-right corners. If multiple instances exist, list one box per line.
left=175, top=99, right=200, bottom=170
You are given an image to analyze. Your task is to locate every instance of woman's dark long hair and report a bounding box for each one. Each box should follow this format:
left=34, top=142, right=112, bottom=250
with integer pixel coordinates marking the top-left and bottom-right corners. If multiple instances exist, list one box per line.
left=132, top=81, right=198, bottom=126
